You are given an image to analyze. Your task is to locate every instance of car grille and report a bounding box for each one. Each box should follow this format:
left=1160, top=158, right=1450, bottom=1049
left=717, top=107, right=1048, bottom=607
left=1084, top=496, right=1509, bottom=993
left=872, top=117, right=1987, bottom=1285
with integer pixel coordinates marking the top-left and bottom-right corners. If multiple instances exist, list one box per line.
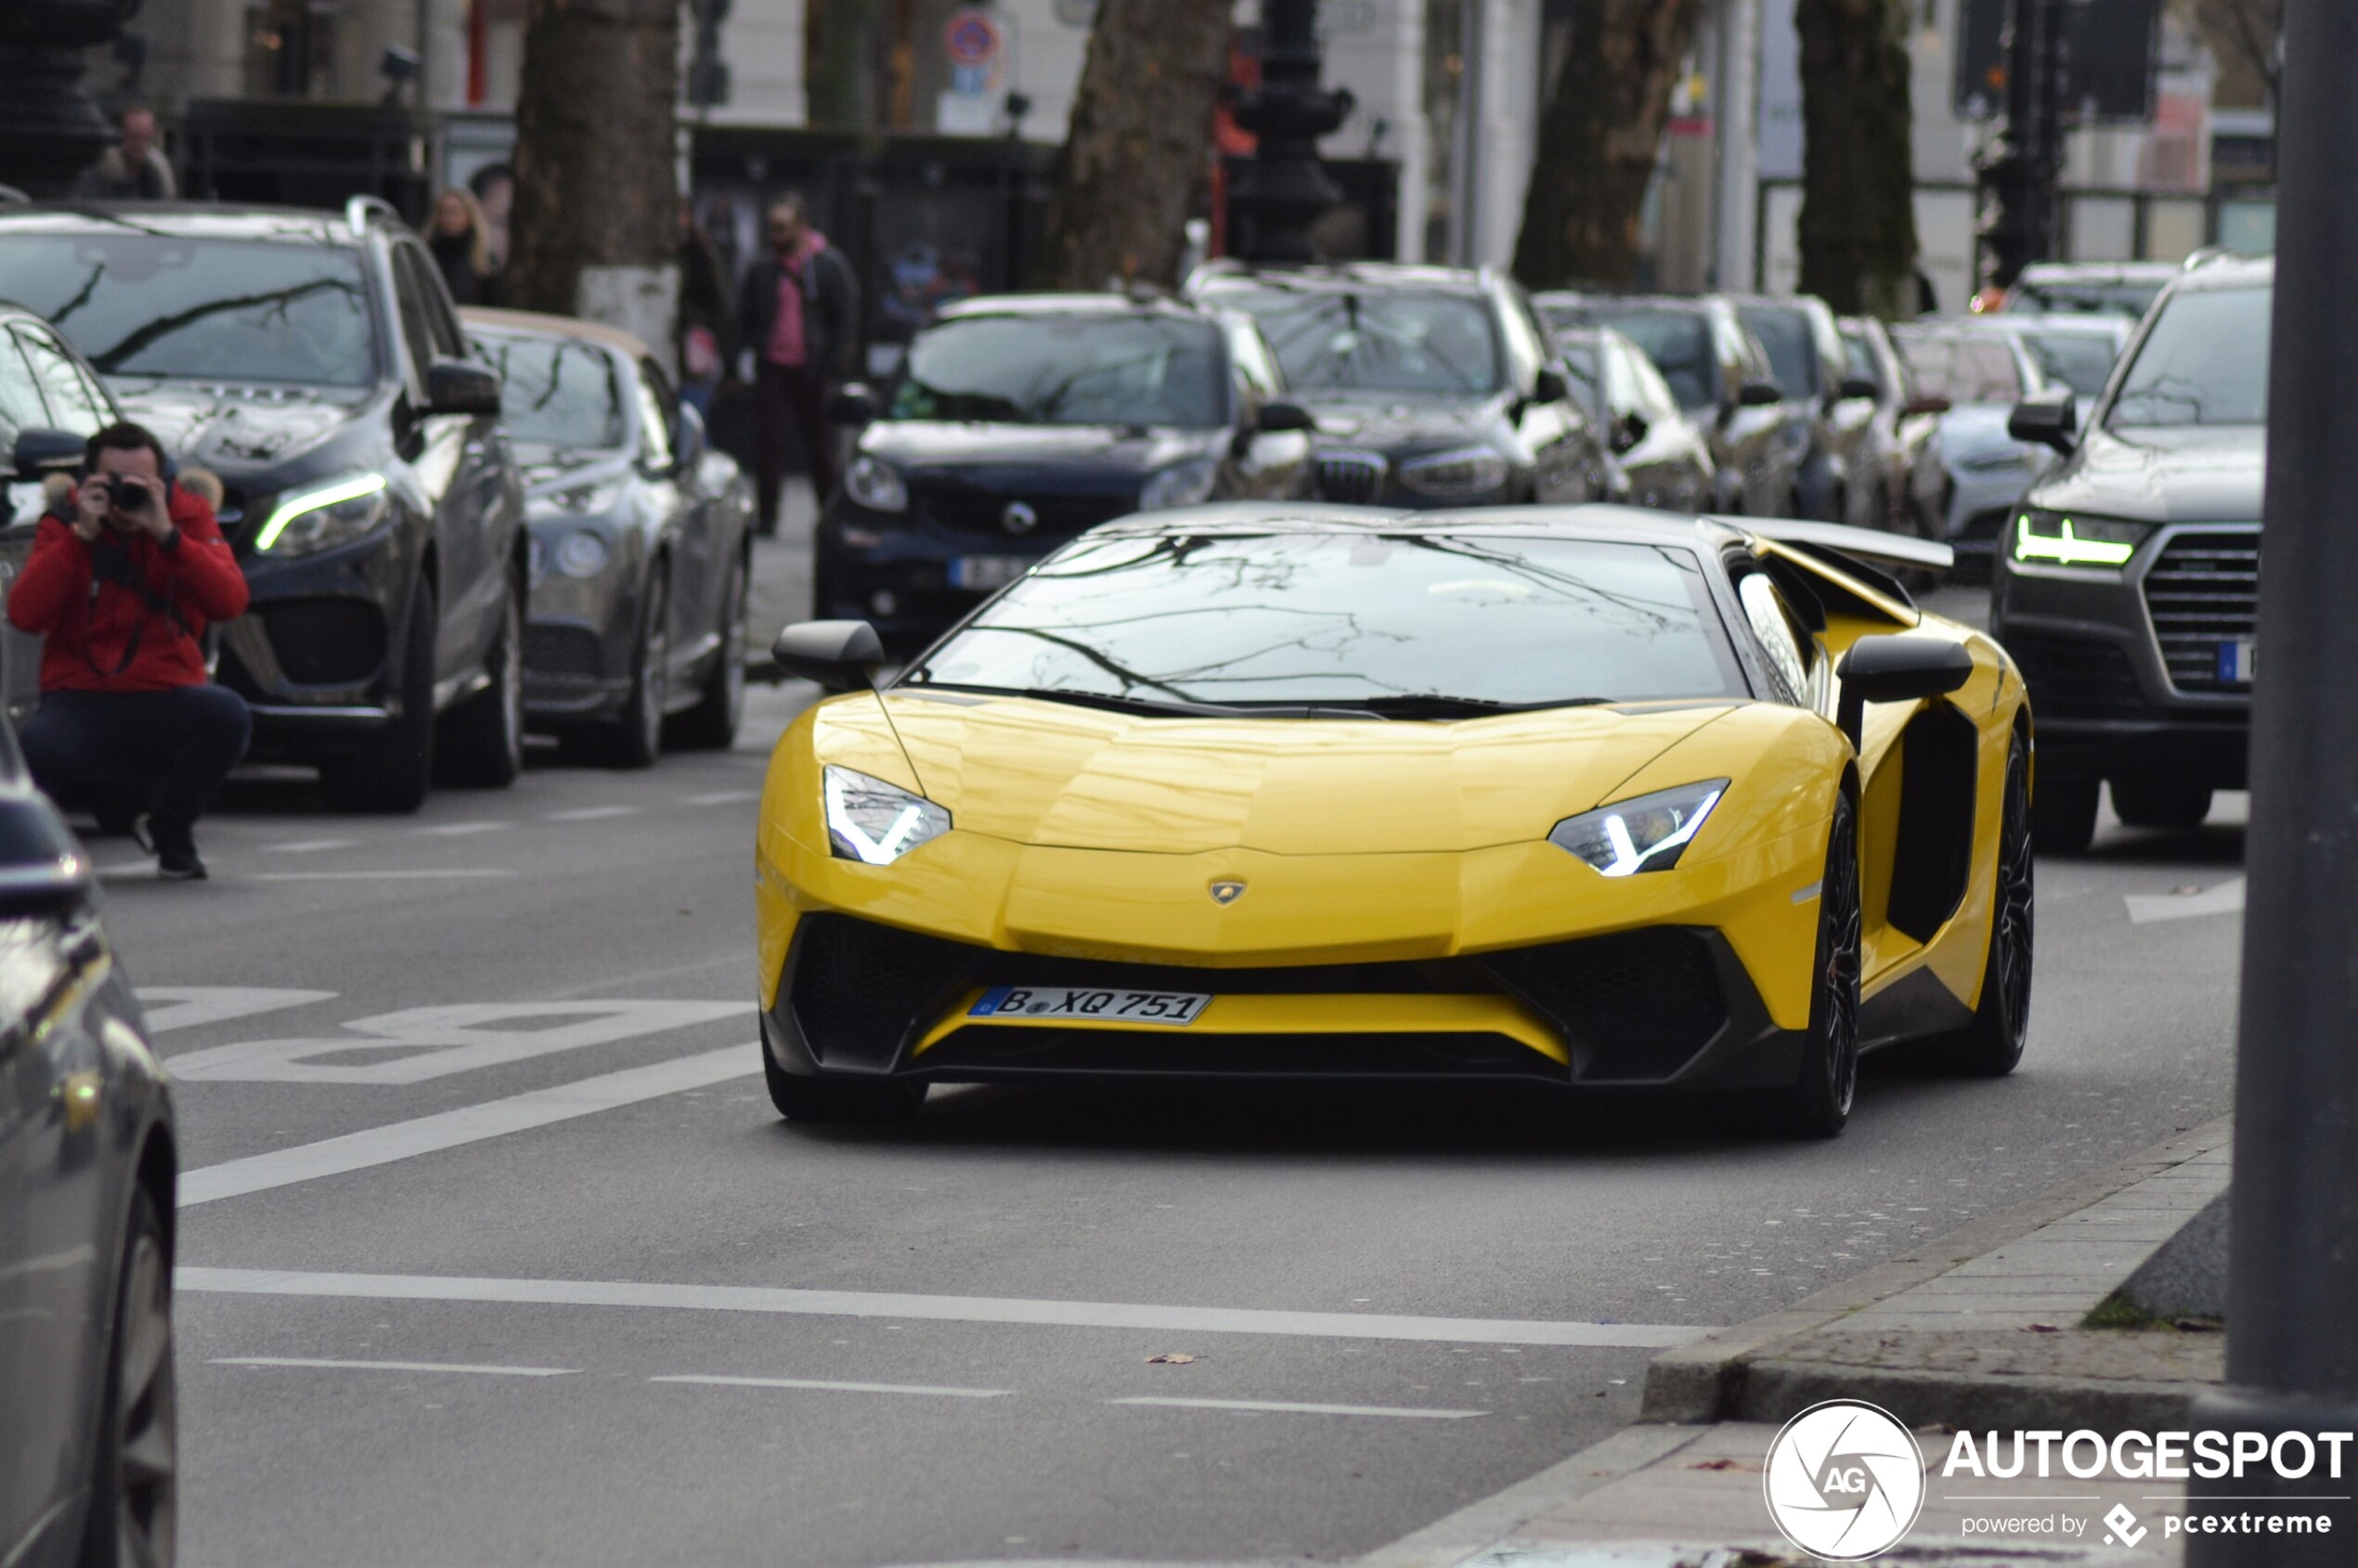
left=2143, top=530, right=2260, bottom=693
left=1314, top=451, right=1387, bottom=504
left=1478, top=928, right=1727, bottom=1081
left=786, top=914, right=979, bottom=1071
left=258, top=599, right=387, bottom=685
left=1999, top=630, right=2145, bottom=718
left=913, top=483, right=1137, bottom=538
left=524, top=624, right=605, bottom=680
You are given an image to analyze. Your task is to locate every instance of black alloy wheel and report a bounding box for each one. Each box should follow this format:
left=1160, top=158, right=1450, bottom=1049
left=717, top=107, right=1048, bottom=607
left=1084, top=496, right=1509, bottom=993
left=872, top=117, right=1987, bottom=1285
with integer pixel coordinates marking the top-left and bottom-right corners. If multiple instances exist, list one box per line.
left=2030, top=773, right=2100, bottom=855
left=80, top=1185, right=175, bottom=1568
left=668, top=548, right=748, bottom=750
left=320, top=578, right=435, bottom=813
left=761, top=1045, right=927, bottom=1123
left=1933, top=738, right=2035, bottom=1077
left=435, top=572, right=525, bottom=788
left=1775, top=792, right=1862, bottom=1138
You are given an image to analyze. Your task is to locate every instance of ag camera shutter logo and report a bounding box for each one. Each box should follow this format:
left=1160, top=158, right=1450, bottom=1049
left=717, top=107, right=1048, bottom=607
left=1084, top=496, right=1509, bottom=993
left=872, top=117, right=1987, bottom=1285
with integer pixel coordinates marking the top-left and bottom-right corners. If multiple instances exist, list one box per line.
left=1763, top=1399, right=1927, bottom=1560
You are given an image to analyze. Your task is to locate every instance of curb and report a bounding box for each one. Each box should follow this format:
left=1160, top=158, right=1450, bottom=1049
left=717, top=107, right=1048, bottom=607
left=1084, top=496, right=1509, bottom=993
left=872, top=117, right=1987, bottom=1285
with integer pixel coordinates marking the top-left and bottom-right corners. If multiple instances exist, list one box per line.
left=1355, top=1424, right=1710, bottom=1568
left=1639, top=1114, right=2234, bottom=1429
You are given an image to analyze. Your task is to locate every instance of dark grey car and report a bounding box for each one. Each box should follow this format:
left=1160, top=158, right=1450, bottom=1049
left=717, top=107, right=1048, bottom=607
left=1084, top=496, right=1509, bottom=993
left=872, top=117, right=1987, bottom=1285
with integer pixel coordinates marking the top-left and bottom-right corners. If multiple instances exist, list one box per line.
left=0, top=719, right=177, bottom=1568
left=1990, top=256, right=2271, bottom=851
left=465, top=309, right=754, bottom=767
left=1554, top=324, right=1714, bottom=513
left=1733, top=295, right=1879, bottom=526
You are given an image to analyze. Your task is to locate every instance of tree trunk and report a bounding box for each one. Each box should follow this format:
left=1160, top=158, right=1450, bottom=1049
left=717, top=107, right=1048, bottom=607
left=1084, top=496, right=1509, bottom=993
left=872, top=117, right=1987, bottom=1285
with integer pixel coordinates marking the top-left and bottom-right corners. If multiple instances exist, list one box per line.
left=1512, top=0, right=1704, bottom=290
left=508, top=0, right=680, bottom=357
left=1031, top=0, right=1230, bottom=291
left=1795, top=0, right=1918, bottom=317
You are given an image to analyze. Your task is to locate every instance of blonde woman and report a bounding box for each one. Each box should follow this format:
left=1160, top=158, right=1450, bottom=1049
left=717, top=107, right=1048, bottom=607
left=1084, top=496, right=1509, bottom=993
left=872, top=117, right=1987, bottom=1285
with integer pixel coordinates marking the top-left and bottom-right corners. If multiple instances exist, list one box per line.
left=428, top=188, right=502, bottom=306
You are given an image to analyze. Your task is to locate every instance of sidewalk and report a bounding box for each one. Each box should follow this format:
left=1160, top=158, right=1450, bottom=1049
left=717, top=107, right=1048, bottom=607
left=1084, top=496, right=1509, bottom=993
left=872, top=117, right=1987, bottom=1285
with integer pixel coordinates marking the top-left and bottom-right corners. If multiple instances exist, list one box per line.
left=1365, top=1120, right=2237, bottom=1568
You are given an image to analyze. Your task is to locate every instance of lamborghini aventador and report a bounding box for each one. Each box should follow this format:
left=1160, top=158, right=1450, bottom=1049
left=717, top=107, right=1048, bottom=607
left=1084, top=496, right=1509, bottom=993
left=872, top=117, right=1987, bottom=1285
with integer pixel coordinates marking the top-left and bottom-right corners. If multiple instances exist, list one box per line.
left=754, top=503, right=2035, bottom=1137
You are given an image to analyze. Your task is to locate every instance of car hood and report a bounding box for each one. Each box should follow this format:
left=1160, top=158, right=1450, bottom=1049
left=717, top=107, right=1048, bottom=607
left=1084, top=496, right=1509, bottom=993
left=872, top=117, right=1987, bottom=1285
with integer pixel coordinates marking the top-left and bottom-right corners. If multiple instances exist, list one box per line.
left=808, top=693, right=1737, bottom=855
left=1293, top=393, right=1510, bottom=457
left=1935, top=405, right=2038, bottom=465
left=514, top=443, right=631, bottom=497
left=2029, top=423, right=2264, bottom=524
left=107, top=377, right=377, bottom=478
left=861, top=422, right=1222, bottom=491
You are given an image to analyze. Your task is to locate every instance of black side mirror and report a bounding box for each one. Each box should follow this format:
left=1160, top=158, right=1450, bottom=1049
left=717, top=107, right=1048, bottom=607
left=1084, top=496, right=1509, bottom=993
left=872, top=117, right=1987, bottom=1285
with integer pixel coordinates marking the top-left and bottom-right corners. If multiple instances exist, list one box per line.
left=9, top=426, right=84, bottom=478
left=829, top=383, right=879, bottom=425
left=773, top=619, right=886, bottom=690
left=2008, top=390, right=2079, bottom=456
left=1737, top=380, right=1785, bottom=408
left=1903, top=394, right=1952, bottom=418
left=1533, top=368, right=1570, bottom=405
left=1833, top=635, right=1975, bottom=750
left=1255, top=400, right=1316, bottom=434
left=1611, top=411, right=1647, bottom=454
left=1837, top=375, right=1880, bottom=402
left=426, top=357, right=501, bottom=417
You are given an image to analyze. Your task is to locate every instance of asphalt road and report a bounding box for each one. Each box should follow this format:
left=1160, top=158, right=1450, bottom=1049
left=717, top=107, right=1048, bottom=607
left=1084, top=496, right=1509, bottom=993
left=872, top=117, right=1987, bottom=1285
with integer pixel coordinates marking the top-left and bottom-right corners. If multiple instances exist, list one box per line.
left=104, top=583, right=2248, bottom=1567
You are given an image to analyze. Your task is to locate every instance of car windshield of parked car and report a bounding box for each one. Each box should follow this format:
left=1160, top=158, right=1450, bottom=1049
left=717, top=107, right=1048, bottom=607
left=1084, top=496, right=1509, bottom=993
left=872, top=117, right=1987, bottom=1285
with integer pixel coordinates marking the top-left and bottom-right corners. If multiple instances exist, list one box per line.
left=2016, top=329, right=2119, bottom=399
left=2013, top=278, right=2166, bottom=318
left=889, top=314, right=1224, bottom=427
left=1224, top=290, right=1505, bottom=397
left=2106, top=287, right=2271, bottom=429
left=475, top=332, right=626, bottom=448
left=1558, top=340, right=1605, bottom=421
left=902, top=531, right=1745, bottom=708
left=1839, top=329, right=1885, bottom=395
left=1740, top=307, right=1820, bottom=400
left=1594, top=308, right=1717, bottom=413
left=1895, top=333, right=2023, bottom=405
left=0, top=234, right=377, bottom=386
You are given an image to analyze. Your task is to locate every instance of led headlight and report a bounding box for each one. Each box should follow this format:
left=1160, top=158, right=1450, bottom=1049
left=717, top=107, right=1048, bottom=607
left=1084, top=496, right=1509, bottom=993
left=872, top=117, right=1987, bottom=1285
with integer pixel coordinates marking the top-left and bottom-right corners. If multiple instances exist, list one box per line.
left=1397, top=446, right=1511, bottom=500
left=845, top=455, right=909, bottom=513
left=823, top=765, right=951, bottom=864
left=1138, top=457, right=1219, bottom=512
left=253, top=473, right=393, bottom=554
left=2012, top=508, right=2152, bottom=568
left=554, top=529, right=611, bottom=578
left=1548, top=780, right=1729, bottom=877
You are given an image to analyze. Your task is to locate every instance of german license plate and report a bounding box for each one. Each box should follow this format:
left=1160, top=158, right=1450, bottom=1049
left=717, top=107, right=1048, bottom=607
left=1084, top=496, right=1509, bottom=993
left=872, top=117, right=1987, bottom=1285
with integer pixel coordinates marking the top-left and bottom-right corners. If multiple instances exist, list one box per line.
left=949, top=555, right=1030, bottom=590
left=2216, top=638, right=2257, bottom=684
left=967, top=985, right=1211, bottom=1027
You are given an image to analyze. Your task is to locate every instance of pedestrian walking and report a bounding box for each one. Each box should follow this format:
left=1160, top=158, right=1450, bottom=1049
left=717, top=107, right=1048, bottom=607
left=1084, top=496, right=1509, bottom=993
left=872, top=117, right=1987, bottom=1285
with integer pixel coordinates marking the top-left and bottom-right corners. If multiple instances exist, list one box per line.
left=735, top=194, right=860, bottom=534
left=71, top=106, right=176, bottom=200
left=678, top=199, right=732, bottom=420
left=429, top=188, right=503, bottom=307
left=7, top=423, right=251, bottom=880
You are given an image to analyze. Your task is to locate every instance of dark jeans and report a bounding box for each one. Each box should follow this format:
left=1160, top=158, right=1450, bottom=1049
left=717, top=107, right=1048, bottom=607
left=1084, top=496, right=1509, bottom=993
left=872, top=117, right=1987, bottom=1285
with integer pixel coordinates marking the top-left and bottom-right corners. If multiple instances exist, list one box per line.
left=21, top=685, right=252, bottom=832
left=755, top=359, right=836, bottom=529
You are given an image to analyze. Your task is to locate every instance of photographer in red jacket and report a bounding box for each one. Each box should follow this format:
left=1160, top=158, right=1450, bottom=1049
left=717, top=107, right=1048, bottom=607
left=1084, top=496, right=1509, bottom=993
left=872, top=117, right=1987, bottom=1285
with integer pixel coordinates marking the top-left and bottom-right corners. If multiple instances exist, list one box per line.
left=8, top=423, right=251, bottom=879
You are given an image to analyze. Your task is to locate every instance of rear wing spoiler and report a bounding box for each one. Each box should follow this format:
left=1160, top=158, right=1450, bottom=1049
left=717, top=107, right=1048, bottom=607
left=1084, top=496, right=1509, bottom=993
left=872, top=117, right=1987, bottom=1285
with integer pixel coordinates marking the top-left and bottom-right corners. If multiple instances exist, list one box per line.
left=1726, top=518, right=1954, bottom=577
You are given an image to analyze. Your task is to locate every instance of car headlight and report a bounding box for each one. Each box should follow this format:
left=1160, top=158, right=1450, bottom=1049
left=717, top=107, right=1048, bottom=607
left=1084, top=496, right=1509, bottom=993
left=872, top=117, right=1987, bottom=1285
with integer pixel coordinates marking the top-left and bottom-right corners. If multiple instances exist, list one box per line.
left=1396, top=446, right=1511, bottom=499
left=554, top=529, right=611, bottom=578
left=2012, top=508, right=2152, bottom=568
left=823, top=765, right=951, bottom=864
left=1138, top=457, right=1220, bottom=512
left=845, top=455, right=908, bottom=513
left=253, top=473, right=393, bottom=554
left=1548, top=780, right=1729, bottom=877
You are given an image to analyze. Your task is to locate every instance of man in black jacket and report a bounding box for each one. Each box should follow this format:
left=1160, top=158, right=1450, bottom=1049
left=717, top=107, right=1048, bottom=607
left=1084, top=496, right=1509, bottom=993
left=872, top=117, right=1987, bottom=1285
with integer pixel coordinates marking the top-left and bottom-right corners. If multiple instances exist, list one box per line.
left=735, top=194, right=860, bottom=533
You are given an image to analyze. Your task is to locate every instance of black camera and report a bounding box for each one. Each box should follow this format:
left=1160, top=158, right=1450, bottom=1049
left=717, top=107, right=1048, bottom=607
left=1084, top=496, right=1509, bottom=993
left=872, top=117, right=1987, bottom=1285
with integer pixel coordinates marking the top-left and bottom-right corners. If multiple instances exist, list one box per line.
left=92, top=476, right=156, bottom=516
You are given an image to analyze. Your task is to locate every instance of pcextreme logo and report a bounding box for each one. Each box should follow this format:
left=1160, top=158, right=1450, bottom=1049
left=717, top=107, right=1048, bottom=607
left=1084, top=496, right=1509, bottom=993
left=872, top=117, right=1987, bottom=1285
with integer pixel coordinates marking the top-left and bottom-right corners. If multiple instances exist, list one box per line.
left=1762, top=1399, right=1928, bottom=1561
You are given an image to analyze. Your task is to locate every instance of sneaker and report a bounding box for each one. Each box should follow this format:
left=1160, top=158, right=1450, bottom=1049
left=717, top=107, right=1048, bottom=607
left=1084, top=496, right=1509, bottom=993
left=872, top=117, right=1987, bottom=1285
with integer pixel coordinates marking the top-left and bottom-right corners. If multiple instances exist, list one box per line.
left=150, top=820, right=207, bottom=881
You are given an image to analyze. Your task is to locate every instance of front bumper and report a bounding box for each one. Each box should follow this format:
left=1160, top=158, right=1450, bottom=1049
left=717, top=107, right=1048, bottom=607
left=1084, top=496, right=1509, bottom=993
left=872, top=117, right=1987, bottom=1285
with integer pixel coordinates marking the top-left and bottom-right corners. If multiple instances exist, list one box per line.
left=522, top=536, right=641, bottom=724
left=216, top=526, right=411, bottom=759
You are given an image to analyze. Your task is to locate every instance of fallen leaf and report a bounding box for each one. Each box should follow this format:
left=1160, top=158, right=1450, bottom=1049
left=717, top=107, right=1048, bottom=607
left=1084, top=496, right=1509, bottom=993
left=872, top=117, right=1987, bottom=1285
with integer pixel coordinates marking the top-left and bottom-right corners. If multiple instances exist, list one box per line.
left=2028, top=1323, right=2062, bottom=1333
left=1688, top=1458, right=1752, bottom=1471
left=1145, top=1353, right=1196, bottom=1365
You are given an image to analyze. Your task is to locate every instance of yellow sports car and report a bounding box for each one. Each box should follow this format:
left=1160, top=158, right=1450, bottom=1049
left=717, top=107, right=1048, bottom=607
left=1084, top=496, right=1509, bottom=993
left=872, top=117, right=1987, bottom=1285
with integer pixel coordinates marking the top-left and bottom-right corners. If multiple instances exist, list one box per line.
left=755, top=504, right=2033, bottom=1136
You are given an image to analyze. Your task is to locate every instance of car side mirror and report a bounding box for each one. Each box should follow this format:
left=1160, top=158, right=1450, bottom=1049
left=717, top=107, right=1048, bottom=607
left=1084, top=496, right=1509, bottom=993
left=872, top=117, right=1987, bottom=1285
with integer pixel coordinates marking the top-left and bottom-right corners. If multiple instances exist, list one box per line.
left=8, top=426, right=84, bottom=478
left=1255, top=400, right=1316, bottom=434
left=2008, top=390, right=2079, bottom=456
left=773, top=619, right=886, bottom=691
left=670, top=400, right=708, bottom=473
left=1533, top=368, right=1570, bottom=405
left=1903, top=394, right=1952, bottom=418
left=829, top=383, right=879, bottom=425
left=426, top=357, right=502, bottom=417
left=1838, top=375, right=1880, bottom=402
left=1833, top=636, right=1975, bottom=750
left=1738, top=380, right=1785, bottom=408
left=1610, top=411, right=1647, bottom=454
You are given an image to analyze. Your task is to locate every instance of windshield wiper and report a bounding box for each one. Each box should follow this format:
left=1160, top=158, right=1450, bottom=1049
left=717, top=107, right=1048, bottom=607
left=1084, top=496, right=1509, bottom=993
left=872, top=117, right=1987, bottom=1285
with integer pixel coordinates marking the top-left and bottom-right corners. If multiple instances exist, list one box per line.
left=902, top=682, right=1392, bottom=720
left=1338, top=694, right=1616, bottom=719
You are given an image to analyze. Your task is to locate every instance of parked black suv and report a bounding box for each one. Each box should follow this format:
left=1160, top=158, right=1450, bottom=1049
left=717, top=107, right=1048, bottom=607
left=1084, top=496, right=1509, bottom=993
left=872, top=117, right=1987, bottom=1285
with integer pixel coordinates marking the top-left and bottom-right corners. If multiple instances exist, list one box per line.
left=0, top=200, right=528, bottom=811
left=1990, top=255, right=2270, bottom=851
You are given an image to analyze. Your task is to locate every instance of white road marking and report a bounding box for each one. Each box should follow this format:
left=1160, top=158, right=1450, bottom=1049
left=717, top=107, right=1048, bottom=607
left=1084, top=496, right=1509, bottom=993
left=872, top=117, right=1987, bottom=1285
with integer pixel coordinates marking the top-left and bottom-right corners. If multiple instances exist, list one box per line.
left=268, top=839, right=359, bottom=853
left=249, top=870, right=515, bottom=882
left=549, top=806, right=640, bottom=822
left=2126, top=877, right=2246, bottom=924
left=212, top=1356, right=577, bottom=1377
left=136, top=988, right=337, bottom=1034
left=682, top=791, right=758, bottom=806
left=175, top=1266, right=1706, bottom=1348
left=169, top=1000, right=747, bottom=1084
left=1108, top=1396, right=1486, bottom=1419
left=651, top=1374, right=1008, bottom=1399
left=95, top=862, right=155, bottom=878
left=415, top=822, right=511, bottom=837
left=176, top=1044, right=756, bottom=1203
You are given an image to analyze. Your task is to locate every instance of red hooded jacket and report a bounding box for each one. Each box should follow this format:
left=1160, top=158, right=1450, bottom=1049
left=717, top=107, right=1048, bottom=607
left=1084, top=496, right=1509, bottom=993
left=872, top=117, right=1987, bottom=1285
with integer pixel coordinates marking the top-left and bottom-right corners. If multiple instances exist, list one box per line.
left=7, top=484, right=250, bottom=693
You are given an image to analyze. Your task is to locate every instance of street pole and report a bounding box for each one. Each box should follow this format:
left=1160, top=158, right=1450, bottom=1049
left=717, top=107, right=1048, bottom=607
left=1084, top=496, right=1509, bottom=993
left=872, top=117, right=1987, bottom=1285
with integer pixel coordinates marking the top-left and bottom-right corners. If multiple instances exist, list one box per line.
left=1228, top=0, right=1353, bottom=264
left=2185, top=0, right=2358, bottom=1561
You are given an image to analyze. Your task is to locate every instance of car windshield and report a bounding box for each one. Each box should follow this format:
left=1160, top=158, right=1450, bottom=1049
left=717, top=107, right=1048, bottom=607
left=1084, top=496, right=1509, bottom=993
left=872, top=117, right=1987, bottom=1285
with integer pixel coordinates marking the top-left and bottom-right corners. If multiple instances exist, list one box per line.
left=1223, top=289, right=1505, bottom=396
left=1740, top=307, right=1819, bottom=399
left=1592, top=308, right=1717, bottom=412
left=903, top=530, right=1745, bottom=708
left=0, top=233, right=377, bottom=386
left=2015, top=330, right=2120, bottom=399
left=2106, top=286, right=2272, bottom=429
left=474, top=332, right=625, bottom=448
left=1839, top=329, right=1884, bottom=392
left=1558, top=341, right=1604, bottom=420
left=890, top=314, right=1224, bottom=427
left=2013, top=278, right=2167, bottom=318
left=1894, top=333, right=2023, bottom=405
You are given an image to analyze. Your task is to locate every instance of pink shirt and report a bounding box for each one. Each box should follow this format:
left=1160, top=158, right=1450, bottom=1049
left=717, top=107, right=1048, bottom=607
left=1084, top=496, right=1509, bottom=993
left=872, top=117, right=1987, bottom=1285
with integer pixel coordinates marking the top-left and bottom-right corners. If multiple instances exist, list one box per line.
left=765, top=266, right=807, bottom=367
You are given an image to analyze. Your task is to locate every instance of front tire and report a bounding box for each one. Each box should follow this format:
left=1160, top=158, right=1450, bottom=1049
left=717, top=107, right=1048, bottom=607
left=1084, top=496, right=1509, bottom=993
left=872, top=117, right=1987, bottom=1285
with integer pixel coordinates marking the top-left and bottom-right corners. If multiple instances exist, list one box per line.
left=762, top=1045, right=926, bottom=1123
left=320, top=578, right=435, bottom=813
left=79, top=1185, right=175, bottom=1568
left=1929, top=738, right=2034, bottom=1077
left=1772, top=792, right=1861, bottom=1138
